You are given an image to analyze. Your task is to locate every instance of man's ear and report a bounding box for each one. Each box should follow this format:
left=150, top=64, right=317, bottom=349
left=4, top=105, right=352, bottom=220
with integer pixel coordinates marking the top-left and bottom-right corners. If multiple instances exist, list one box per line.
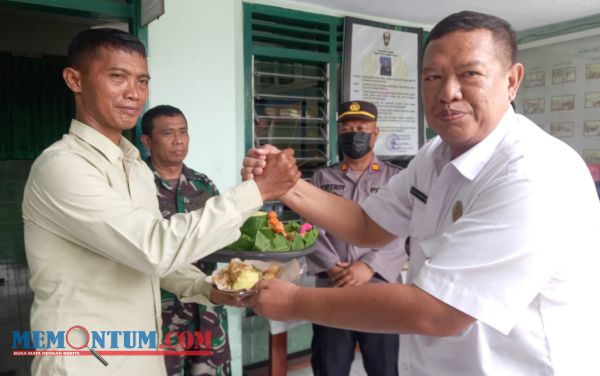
left=141, top=134, right=151, bottom=154
left=63, top=67, right=82, bottom=93
left=507, top=63, right=524, bottom=102
left=371, top=125, right=380, bottom=146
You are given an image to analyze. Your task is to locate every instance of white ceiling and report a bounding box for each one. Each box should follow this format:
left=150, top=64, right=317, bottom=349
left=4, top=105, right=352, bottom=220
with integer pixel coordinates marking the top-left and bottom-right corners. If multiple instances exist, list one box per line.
left=292, top=0, right=600, bottom=31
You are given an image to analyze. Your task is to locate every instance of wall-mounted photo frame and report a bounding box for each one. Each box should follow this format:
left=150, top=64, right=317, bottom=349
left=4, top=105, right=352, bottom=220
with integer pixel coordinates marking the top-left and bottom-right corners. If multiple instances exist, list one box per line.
left=524, top=71, right=546, bottom=88
left=584, top=92, right=600, bottom=108
left=523, top=98, right=546, bottom=114
left=551, top=66, right=576, bottom=85
left=341, top=17, right=423, bottom=157
left=585, top=63, right=600, bottom=80
left=583, top=149, right=600, bottom=164
left=584, top=120, right=600, bottom=136
left=549, top=121, right=574, bottom=138
left=550, top=94, right=575, bottom=111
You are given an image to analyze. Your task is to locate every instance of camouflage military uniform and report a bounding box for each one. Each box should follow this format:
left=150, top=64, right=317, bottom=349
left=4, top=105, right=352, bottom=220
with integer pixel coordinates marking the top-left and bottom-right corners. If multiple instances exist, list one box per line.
left=147, top=158, right=231, bottom=376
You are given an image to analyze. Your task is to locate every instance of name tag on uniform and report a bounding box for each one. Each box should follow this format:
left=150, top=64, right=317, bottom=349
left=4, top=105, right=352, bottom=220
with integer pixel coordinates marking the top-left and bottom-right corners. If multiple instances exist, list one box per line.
left=321, top=183, right=345, bottom=195
left=410, top=186, right=428, bottom=204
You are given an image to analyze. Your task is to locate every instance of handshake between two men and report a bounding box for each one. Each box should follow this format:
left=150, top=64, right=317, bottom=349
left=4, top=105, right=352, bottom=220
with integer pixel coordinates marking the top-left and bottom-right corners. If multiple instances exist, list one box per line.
left=247, top=145, right=301, bottom=202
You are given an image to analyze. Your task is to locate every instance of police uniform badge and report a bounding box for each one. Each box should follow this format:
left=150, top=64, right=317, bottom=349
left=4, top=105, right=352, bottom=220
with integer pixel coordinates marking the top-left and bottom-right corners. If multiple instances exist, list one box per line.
left=452, top=200, right=463, bottom=222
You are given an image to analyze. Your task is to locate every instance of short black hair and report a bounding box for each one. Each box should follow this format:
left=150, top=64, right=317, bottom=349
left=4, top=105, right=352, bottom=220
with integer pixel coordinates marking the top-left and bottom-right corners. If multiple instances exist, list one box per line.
left=425, top=11, right=517, bottom=66
left=67, top=28, right=146, bottom=69
left=141, top=105, right=187, bottom=136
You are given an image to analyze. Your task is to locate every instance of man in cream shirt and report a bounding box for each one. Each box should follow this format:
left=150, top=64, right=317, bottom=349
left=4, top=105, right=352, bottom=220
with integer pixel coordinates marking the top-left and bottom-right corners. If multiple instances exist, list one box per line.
left=22, top=28, right=299, bottom=375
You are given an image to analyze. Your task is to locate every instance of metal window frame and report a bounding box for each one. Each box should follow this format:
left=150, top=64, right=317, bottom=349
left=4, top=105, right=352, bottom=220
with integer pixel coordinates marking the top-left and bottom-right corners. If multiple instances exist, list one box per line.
left=243, top=3, right=342, bottom=167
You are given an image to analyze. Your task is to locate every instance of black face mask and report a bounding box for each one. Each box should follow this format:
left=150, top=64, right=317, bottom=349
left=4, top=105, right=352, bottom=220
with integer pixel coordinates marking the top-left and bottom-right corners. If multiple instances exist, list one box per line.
left=338, top=132, right=372, bottom=159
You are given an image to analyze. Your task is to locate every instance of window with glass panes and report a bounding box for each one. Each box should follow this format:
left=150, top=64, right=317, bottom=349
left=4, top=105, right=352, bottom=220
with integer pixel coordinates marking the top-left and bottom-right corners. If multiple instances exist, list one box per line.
left=243, top=3, right=343, bottom=179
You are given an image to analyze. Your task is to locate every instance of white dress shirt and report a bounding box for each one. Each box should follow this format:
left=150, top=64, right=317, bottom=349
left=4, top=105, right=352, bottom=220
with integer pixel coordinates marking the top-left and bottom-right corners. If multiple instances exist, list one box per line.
left=363, top=109, right=600, bottom=375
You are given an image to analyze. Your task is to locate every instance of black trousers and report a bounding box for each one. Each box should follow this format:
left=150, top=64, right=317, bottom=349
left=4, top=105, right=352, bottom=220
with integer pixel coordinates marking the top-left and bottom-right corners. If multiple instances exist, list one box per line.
left=311, top=324, right=399, bottom=376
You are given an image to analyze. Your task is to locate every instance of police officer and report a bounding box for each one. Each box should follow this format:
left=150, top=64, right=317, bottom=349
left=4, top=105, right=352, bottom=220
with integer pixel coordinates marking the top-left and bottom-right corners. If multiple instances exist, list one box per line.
left=307, top=100, right=407, bottom=376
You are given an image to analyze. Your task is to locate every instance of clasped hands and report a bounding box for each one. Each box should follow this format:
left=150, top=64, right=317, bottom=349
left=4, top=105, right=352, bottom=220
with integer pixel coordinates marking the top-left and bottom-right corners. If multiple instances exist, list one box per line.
left=210, top=145, right=303, bottom=320
left=242, top=145, right=301, bottom=202
left=328, top=261, right=374, bottom=287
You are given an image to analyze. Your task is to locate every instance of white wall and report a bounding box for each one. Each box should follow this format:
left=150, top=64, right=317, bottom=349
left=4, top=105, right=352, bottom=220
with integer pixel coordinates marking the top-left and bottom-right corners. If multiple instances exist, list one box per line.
left=147, top=0, right=244, bottom=190
left=147, top=3, right=246, bottom=374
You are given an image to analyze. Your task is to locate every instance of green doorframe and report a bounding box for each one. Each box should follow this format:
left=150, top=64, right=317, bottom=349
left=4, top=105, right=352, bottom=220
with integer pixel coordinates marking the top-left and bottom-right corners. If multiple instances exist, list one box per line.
left=130, top=0, right=149, bottom=152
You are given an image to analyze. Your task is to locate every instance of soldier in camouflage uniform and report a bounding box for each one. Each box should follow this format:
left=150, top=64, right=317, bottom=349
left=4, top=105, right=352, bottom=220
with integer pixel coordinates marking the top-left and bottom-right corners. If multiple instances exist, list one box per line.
left=141, top=105, right=231, bottom=376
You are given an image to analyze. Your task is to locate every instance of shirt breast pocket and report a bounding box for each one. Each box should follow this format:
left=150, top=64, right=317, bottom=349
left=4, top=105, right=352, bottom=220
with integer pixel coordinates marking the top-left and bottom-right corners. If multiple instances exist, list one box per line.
left=407, top=197, right=433, bottom=260
left=404, top=199, right=429, bottom=281
left=408, top=199, right=428, bottom=239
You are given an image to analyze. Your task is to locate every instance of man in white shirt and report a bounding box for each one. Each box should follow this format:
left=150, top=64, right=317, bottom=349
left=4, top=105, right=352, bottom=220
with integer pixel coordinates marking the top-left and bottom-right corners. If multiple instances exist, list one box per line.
left=242, top=11, right=600, bottom=375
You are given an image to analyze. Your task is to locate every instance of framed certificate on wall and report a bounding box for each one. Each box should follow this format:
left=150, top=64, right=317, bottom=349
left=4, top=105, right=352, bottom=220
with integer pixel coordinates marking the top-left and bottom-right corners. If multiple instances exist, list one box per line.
left=341, top=17, right=423, bottom=157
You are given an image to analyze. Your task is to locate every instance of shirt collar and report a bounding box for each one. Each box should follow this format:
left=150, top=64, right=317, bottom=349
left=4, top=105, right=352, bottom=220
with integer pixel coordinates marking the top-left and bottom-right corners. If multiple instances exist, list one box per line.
left=431, top=108, right=512, bottom=180
left=69, top=119, right=141, bottom=164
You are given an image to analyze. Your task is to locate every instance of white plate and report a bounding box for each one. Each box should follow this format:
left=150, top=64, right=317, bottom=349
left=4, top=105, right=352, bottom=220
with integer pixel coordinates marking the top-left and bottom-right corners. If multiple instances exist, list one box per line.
left=206, top=258, right=302, bottom=294
left=210, top=287, right=258, bottom=297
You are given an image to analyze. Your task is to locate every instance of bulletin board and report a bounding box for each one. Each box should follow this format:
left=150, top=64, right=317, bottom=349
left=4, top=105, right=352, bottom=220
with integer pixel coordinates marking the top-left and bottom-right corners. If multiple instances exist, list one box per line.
left=516, top=29, right=600, bottom=181
left=341, top=17, right=423, bottom=157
